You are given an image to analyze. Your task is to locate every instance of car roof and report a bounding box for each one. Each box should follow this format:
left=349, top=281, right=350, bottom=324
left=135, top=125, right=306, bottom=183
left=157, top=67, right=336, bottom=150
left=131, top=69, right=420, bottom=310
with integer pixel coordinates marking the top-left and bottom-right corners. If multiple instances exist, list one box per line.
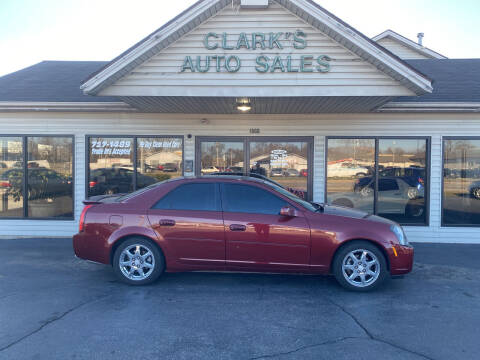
left=167, top=175, right=271, bottom=185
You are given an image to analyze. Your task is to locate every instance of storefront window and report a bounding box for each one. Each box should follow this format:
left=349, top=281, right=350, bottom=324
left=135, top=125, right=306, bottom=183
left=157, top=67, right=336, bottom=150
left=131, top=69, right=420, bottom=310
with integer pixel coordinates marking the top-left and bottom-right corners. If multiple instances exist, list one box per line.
left=249, top=141, right=309, bottom=199
left=443, top=138, right=480, bottom=226
left=0, top=137, right=24, bottom=217
left=137, top=137, right=183, bottom=189
left=27, top=137, right=73, bottom=218
left=200, top=141, right=244, bottom=175
left=88, top=136, right=183, bottom=197
left=327, top=138, right=375, bottom=213
left=378, top=139, right=427, bottom=224
left=88, top=137, right=134, bottom=196
left=327, top=137, right=429, bottom=226
left=0, top=136, right=74, bottom=219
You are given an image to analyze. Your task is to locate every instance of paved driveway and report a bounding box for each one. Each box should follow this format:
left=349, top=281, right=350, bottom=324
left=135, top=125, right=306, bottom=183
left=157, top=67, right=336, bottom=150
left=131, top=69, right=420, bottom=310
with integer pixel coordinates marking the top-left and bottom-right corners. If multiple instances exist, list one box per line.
left=0, top=239, right=479, bottom=360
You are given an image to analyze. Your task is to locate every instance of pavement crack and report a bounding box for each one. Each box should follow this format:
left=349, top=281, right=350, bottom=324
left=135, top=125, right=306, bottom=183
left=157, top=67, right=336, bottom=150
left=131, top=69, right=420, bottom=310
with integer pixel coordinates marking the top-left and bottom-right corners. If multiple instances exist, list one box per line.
left=248, top=337, right=358, bottom=359
left=324, top=296, right=436, bottom=360
left=0, top=293, right=112, bottom=353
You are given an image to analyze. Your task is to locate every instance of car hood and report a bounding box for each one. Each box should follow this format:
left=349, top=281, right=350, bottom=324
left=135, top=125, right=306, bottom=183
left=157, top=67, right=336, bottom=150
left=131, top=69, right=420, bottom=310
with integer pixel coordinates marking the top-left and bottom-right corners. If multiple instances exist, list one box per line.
left=321, top=204, right=369, bottom=219
left=315, top=203, right=396, bottom=225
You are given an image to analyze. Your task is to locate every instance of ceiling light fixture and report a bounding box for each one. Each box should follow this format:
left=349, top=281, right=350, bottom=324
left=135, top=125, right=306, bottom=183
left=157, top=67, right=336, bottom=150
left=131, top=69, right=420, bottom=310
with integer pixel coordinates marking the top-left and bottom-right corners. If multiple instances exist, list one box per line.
left=236, top=98, right=252, bottom=112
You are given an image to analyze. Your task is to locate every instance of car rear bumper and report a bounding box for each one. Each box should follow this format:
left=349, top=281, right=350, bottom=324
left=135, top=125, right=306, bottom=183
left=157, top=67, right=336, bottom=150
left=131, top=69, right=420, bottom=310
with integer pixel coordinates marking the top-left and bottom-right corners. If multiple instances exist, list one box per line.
left=73, top=233, right=110, bottom=264
left=390, top=245, right=414, bottom=275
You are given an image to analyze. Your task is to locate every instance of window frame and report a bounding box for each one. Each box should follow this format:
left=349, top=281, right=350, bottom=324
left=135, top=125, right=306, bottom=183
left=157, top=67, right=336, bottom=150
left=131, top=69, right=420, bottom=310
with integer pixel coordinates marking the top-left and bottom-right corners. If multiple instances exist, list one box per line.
left=325, top=136, right=431, bottom=227
left=195, top=136, right=314, bottom=201
left=0, top=134, right=75, bottom=221
left=85, top=135, right=185, bottom=199
left=441, top=136, right=480, bottom=228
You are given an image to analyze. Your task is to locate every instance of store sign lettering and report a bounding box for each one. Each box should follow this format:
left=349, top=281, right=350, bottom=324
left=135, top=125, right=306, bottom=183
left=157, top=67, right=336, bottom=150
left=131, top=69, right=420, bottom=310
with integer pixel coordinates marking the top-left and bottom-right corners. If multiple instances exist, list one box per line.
left=180, top=30, right=331, bottom=73
left=91, top=140, right=132, bottom=155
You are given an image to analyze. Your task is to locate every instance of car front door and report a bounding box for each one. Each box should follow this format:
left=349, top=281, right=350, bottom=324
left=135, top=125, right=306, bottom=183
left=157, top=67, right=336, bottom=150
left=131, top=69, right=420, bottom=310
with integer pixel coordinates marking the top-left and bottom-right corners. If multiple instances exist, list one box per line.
left=147, top=182, right=225, bottom=267
left=220, top=182, right=311, bottom=271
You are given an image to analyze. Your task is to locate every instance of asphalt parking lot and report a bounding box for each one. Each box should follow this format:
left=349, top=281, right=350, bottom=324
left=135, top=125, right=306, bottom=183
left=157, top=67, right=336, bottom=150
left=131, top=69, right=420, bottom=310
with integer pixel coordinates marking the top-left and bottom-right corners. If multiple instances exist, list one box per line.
left=1, top=239, right=479, bottom=360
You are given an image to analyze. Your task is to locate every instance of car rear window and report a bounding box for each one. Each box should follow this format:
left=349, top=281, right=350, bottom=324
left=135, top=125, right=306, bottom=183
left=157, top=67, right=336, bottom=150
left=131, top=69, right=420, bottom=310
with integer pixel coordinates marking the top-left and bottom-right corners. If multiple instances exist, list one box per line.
left=152, top=183, right=220, bottom=211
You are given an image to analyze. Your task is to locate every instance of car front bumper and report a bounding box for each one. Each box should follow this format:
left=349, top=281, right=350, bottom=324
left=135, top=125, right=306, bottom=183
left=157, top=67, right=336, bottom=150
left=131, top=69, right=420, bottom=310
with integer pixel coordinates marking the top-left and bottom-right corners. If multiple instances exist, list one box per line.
left=390, top=245, right=414, bottom=275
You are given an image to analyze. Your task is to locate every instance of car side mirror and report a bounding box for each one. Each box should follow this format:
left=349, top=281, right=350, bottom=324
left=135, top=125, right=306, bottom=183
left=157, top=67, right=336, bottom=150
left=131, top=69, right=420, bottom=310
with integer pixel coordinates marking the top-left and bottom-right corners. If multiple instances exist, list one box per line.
left=280, top=206, right=297, bottom=217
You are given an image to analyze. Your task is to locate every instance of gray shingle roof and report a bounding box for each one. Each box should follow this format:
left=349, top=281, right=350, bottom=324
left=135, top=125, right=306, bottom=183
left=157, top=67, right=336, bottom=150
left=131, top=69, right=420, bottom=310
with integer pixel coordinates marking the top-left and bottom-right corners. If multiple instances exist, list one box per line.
left=0, top=61, right=115, bottom=102
left=0, top=59, right=479, bottom=104
left=396, top=59, right=480, bottom=103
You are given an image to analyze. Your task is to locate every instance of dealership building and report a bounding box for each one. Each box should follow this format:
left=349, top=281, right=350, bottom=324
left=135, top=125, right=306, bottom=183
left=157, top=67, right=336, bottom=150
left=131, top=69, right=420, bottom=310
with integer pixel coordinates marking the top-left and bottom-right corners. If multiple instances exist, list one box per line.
left=0, top=0, right=479, bottom=242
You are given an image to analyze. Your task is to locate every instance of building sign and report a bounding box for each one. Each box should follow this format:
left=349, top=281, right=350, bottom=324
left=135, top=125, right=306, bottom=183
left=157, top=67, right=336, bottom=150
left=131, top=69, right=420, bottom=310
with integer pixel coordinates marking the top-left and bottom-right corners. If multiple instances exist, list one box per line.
left=180, top=30, right=331, bottom=73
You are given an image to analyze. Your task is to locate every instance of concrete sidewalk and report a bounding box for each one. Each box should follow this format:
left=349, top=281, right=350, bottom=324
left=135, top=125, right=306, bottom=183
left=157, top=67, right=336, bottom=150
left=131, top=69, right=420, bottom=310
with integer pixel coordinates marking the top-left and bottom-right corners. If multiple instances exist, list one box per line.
left=0, top=239, right=479, bottom=360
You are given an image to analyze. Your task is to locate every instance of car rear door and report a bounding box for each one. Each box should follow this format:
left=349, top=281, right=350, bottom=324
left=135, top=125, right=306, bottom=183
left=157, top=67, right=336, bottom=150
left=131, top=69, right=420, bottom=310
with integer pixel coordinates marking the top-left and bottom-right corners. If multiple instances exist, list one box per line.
left=147, top=182, right=225, bottom=267
left=220, top=182, right=311, bottom=271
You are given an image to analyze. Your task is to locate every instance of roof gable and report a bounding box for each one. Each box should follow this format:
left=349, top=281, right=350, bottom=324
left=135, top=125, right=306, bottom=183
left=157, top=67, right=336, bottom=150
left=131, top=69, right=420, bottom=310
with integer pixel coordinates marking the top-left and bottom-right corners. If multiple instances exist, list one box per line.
left=373, top=30, right=447, bottom=60
left=81, top=0, right=433, bottom=98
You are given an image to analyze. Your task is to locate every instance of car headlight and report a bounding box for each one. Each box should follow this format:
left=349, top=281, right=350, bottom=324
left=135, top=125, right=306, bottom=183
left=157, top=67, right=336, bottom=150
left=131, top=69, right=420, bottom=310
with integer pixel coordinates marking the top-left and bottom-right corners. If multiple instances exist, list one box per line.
left=390, top=225, right=409, bottom=246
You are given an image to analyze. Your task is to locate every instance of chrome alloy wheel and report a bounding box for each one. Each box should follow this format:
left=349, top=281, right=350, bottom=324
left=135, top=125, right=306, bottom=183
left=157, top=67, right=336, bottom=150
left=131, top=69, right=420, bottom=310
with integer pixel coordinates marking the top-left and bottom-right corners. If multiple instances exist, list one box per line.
left=119, top=244, right=155, bottom=281
left=341, top=249, right=380, bottom=288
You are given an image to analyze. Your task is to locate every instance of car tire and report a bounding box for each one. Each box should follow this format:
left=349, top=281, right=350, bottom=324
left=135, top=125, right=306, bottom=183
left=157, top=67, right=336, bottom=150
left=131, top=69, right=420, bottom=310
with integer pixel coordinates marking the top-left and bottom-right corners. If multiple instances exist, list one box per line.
left=333, top=241, right=388, bottom=292
left=407, top=187, right=419, bottom=200
left=406, top=202, right=424, bottom=218
left=113, top=237, right=164, bottom=286
left=471, top=188, right=480, bottom=200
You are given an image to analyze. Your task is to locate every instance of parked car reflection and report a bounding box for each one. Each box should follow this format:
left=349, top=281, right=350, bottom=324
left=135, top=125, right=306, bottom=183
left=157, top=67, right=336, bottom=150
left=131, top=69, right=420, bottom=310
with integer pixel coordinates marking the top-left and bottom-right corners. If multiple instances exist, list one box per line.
left=0, top=168, right=72, bottom=200
left=89, top=168, right=157, bottom=196
left=331, top=177, right=425, bottom=219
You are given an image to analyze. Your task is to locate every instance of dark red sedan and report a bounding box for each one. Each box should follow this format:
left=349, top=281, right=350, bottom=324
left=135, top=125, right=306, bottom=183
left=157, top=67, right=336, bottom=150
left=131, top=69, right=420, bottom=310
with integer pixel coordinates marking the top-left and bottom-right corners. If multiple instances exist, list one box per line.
left=73, top=176, right=413, bottom=291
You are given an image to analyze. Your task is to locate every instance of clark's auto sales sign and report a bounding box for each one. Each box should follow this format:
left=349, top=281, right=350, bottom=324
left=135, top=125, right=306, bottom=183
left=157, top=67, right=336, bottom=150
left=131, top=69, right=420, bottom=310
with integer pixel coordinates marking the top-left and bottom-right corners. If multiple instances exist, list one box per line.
left=180, top=30, right=332, bottom=73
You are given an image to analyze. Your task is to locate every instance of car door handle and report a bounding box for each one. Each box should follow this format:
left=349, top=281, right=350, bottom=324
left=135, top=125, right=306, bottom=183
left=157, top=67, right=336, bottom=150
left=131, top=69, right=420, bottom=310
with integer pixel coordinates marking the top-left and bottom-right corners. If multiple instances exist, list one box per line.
left=159, top=219, right=176, bottom=227
left=229, top=224, right=247, bottom=232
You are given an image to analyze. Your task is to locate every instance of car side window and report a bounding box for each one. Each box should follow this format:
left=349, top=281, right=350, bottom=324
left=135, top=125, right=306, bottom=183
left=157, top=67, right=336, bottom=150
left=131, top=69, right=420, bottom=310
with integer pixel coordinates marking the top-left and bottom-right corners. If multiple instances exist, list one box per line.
left=153, top=183, right=220, bottom=211
left=379, top=179, right=399, bottom=192
left=221, top=183, right=289, bottom=215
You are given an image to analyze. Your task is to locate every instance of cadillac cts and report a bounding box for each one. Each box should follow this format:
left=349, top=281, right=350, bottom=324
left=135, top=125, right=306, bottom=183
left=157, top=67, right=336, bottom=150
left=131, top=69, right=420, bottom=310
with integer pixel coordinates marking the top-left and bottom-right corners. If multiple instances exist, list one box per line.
left=73, top=176, right=414, bottom=291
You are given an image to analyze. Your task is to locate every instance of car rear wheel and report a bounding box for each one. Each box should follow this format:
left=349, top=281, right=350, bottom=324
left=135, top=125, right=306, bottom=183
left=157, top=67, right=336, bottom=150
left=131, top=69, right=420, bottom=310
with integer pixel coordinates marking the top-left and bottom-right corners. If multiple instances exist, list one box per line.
left=113, top=238, right=164, bottom=285
left=333, top=241, right=388, bottom=292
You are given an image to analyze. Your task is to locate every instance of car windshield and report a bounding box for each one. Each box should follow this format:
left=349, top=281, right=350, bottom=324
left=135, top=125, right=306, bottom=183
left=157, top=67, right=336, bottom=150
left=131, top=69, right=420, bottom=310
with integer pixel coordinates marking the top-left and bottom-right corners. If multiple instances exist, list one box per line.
left=261, top=181, right=318, bottom=212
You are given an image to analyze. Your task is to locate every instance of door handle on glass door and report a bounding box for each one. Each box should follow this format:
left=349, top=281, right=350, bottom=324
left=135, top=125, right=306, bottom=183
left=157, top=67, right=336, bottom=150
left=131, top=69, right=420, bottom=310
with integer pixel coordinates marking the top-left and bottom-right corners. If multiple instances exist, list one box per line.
left=230, top=224, right=247, bottom=232
left=159, top=219, right=176, bottom=227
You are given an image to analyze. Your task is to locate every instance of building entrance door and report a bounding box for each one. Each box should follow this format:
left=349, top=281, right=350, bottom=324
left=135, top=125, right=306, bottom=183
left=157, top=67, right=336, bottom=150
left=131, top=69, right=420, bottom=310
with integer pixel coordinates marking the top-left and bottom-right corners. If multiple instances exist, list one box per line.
left=196, top=136, right=313, bottom=201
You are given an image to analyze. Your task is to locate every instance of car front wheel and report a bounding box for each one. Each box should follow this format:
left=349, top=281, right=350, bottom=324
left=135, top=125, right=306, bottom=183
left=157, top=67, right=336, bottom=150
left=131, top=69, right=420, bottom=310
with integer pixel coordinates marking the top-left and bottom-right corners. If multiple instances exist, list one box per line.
left=333, top=241, right=388, bottom=292
left=113, top=238, right=164, bottom=285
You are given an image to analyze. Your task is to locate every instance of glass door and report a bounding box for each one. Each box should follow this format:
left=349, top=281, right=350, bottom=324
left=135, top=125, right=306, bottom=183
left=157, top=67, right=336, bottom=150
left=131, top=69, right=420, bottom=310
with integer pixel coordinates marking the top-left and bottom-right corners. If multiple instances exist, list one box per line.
left=197, top=138, right=245, bottom=175
left=196, top=136, right=314, bottom=200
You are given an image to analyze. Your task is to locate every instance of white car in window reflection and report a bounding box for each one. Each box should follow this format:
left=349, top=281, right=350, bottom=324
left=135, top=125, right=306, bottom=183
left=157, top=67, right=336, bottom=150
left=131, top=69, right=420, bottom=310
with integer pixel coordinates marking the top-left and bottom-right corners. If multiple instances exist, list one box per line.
left=328, top=163, right=370, bottom=178
left=202, top=166, right=220, bottom=174
left=329, top=177, right=425, bottom=218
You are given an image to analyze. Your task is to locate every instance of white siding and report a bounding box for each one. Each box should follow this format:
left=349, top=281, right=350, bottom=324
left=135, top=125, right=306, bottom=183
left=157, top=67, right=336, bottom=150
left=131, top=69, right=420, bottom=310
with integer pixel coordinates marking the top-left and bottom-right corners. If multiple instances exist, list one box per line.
left=99, top=3, right=415, bottom=97
left=376, top=38, right=431, bottom=60
left=1, top=111, right=480, bottom=244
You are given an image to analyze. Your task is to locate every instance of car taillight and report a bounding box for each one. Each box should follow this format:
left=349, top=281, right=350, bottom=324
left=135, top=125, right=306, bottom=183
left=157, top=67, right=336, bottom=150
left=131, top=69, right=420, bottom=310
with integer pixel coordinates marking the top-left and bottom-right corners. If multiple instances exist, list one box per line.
left=89, top=181, right=97, bottom=188
left=79, top=205, right=93, bottom=232
left=0, top=181, right=10, bottom=187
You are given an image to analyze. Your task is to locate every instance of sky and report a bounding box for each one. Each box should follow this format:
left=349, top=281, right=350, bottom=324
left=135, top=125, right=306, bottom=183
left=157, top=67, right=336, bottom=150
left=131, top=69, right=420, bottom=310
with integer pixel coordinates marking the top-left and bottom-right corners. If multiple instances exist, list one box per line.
left=0, top=0, right=479, bottom=77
